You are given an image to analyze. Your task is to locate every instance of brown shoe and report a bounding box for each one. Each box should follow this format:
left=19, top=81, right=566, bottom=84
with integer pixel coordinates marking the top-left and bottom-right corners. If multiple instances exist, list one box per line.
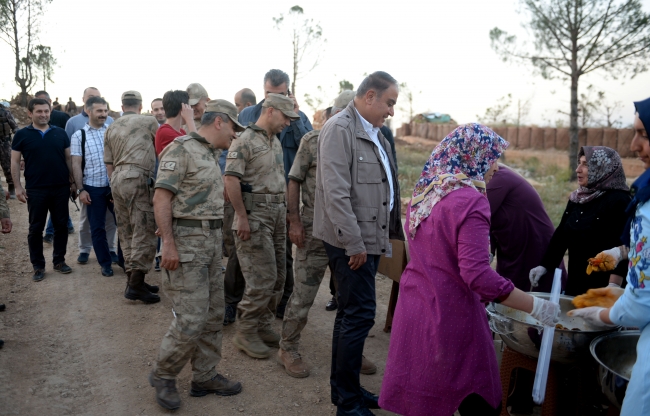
left=361, top=355, right=377, bottom=375
left=190, top=373, right=242, bottom=397
left=232, top=332, right=271, bottom=359
left=277, top=349, right=309, bottom=378
left=148, top=371, right=181, bottom=410
left=258, top=327, right=280, bottom=348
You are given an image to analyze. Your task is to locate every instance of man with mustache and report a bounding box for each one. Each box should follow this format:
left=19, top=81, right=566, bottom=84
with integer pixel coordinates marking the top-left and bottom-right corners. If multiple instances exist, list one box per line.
left=71, top=96, right=116, bottom=277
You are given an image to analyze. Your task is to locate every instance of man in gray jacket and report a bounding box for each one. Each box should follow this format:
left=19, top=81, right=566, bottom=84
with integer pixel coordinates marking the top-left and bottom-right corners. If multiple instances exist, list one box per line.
left=313, top=71, right=404, bottom=416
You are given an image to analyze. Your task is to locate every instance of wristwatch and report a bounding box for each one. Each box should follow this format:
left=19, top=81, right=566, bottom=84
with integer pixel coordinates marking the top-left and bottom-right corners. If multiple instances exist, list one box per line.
left=77, top=188, right=85, bottom=195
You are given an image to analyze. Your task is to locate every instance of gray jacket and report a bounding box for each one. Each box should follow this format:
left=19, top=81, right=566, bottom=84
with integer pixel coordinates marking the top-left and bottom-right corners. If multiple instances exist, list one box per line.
left=313, top=101, right=404, bottom=256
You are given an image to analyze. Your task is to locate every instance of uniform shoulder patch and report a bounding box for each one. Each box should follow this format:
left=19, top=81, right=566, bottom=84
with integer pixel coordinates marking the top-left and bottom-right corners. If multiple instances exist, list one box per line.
left=227, top=151, right=239, bottom=159
left=302, top=130, right=320, bottom=142
left=173, top=135, right=192, bottom=143
left=160, top=161, right=176, bottom=171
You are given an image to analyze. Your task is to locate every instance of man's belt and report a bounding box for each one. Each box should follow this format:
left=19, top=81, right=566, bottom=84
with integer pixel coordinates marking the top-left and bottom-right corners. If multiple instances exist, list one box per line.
left=174, top=218, right=223, bottom=229
left=250, top=193, right=285, bottom=203
left=114, top=164, right=154, bottom=176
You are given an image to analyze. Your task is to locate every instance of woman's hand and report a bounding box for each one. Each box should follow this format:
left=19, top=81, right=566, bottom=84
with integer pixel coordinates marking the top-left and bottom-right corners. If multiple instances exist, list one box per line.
left=530, top=296, right=561, bottom=327
left=586, top=246, right=629, bottom=275
left=529, top=266, right=547, bottom=288
left=568, top=307, right=616, bottom=329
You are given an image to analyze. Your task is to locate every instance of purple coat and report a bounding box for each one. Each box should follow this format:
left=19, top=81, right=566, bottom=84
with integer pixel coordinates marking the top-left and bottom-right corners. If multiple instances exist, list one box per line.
left=379, top=188, right=514, bottom=415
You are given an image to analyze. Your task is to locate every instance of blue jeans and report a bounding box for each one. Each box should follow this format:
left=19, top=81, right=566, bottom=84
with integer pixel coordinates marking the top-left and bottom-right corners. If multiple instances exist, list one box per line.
left=45, top=215, right=73, bottom=235
left=324, top=242, right=380, bottom=410
left=84, top=185, right=115, bottom=269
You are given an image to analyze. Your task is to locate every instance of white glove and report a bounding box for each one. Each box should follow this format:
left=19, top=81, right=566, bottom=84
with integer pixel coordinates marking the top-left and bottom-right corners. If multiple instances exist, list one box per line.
left=567, top=307, right=617, bottom=329
left=607, top=282, right=621, bottom=288
left=529, top=266, right=547, bottom=288
left=530, top=296, right=560, bottom=327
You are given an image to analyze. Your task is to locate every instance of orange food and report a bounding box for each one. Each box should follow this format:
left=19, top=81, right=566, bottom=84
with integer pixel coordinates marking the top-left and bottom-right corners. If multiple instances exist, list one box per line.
left=586, top=253, right=617, bottom=275
left=572, top=287, right=622, bottom=309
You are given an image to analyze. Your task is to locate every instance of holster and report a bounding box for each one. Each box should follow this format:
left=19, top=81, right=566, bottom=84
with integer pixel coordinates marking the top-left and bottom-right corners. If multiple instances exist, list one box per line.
left=242, top=192, right=252, bottom=214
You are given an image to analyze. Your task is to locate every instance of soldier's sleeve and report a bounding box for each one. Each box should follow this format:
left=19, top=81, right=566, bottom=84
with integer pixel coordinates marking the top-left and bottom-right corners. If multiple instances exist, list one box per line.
left=155, top=143, right=188, bottom=194
left=0, top=183, right=9, bottom=219
left=103, top=126, right=114, bottom=165
left=70, top=130, right=82, bottom=157
left=288, top=136, right=312, bottom=183
left=224, top=137, right=248, bottom=179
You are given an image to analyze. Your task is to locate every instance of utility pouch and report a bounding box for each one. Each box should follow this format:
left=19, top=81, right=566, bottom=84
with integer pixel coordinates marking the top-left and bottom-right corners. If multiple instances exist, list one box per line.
left=242, top=192, right=253, bottom=214
left=147, top=177, right=155, bottom=188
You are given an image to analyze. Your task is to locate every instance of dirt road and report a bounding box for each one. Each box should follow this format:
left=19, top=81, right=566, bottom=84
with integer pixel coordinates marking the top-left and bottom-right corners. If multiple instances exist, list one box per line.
left=0, top=195, right=397, bottom=416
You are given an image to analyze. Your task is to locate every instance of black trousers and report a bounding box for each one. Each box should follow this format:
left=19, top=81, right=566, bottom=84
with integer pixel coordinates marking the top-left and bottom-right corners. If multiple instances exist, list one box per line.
left=224, top=242, right=245, bottom=305
left=26, top=185, right=69, bottom=269
left=458, top=393, right=502, bottom=416
left=324, top=242, right=380, bottom=410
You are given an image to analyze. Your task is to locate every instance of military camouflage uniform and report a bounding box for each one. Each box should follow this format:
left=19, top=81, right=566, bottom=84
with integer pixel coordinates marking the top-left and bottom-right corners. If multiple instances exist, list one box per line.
left=104, top=113, right=159, bottom=273
left=0, top=108, right=18, bottom=187
left=224, top=124, right=286, bottom=335
left=0, top=182, right=10, bottom=219
left=279, top=130, right=330, bottom=351
left=153, top=132, right=226, bottom=383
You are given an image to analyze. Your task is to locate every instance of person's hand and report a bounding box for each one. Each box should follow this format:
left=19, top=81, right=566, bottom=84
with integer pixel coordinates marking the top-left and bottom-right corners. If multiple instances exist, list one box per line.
left=587, top=246, right=627, bottom=275
left=161, top=241, right=180, bottom=271
left=530, top=296, right=560, bottom=326
left=70, top=183, right=78, bottom=200
left=529, top=266, right=547, bottom=287
left=15, top=186, right=27, bottom=203
left=0, top=218, right=12, bottom=234
left=155, top=228, right=161, bottom=237
left=288, top=92, right=299, bottom=113
left=79, top=190, right=91, bottom=205
left=20, top=160, right=24, bottom=171
left=236, top=215, right=251, bottom=241
left=567, top=307, right=617, bottom=329
left=349, top=251, right=367, bottom=270
left=289, top=219, right=305, bottom=248
left=180, top=103, right=193, bottom=125
left=4, top=190, right=8, bottom=200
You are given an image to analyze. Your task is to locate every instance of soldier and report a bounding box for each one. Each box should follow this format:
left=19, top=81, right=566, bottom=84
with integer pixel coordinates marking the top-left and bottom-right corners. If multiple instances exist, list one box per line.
left=149, top=100, right=245, bottom=410
left=0, top=181, right=12, bottom=349
left=0, top=102, right=18, bottom=198
left=186, top=83, right=210, bottom=131
left=104, top=91, right=160, bottom=304
left=224, top=94, right=299, bottom=359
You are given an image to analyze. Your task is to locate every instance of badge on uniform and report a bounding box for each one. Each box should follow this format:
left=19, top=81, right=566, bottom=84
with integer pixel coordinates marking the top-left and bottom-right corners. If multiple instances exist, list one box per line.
left=227, top=151, right=238, bottom=159
left=161, top=161, right=176, bottom=171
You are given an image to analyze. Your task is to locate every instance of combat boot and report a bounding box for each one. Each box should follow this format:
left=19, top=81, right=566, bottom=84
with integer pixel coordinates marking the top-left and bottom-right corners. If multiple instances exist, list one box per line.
left=190, top=373, right=242, bottom=397
left=232, top=332, right=271, bottom=359
left=277, top=349, right=309, bottom=378
left=7, top=184, right=15, bottom=199
left=258, top=327, right=280, bottom=348
left=148, top=371, right=181, bottom=410
left=124, top=270, right=160, bottom=304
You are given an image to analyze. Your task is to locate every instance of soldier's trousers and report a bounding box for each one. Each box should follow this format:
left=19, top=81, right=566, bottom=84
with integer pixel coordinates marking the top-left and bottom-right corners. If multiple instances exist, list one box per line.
left=0, top=137, right=13, bottom=186
left=234, top=201, right=286, bottom=334
left=155, top=224, right=224, bottom=382
left=111, top=168, right=157, bottom=273
left=223, top=201, right=245, bottom=305
left=280, top=215, right=329, bottom=351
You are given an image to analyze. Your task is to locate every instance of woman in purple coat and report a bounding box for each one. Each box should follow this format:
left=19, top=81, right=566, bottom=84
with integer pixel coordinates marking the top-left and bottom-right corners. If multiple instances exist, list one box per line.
left=379, top=124, right=560, bottom=416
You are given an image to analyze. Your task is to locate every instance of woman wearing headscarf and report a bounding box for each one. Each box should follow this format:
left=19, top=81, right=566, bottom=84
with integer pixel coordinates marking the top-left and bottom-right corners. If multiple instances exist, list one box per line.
left=569, top=98, right=650, bottom=415
left=529, top=146, right=630, bottom=296
left=378, top=124, right=560, bottom=416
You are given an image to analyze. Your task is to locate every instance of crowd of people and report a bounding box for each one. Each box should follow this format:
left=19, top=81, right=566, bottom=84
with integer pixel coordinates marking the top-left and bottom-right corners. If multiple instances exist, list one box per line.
left=0, top=68, right=648, bottom=415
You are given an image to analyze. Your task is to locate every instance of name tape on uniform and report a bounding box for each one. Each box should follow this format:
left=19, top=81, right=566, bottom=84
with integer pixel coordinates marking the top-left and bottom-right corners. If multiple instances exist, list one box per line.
left=227, top=151, right=239, bottom=159
left=160, top=161, right=176, bottom=171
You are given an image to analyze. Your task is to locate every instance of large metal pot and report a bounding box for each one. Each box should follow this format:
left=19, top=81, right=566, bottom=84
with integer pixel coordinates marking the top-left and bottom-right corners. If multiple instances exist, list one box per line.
left=590, top=331, right=639, bottom=409
left=487, top=293, right=619, bottom=363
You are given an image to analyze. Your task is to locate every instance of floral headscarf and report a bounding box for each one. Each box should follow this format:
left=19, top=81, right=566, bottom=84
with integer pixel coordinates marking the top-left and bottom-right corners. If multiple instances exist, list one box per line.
left=408, top=123, right=508, bottom=238
left=569, top=146, right=628, bottom=204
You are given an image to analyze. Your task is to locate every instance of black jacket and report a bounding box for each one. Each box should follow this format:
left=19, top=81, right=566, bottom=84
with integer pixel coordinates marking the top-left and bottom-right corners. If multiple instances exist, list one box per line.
left=49, top=110, right=71, bottom=130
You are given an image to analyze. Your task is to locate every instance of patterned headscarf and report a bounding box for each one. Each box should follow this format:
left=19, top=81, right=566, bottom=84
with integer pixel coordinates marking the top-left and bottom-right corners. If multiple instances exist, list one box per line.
left=569, top=146, right=628, bottom=204
left=408, top=123, right=508, bottom=238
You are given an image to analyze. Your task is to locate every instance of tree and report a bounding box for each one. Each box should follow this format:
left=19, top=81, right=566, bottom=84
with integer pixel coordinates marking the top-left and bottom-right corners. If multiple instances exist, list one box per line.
left=490, top=0, right=650, bottom=178
left=398, top=82, right=420, bottom=122
left=338, top=80, right=353, bottom=93
left=30, top=44, right=56, bottom=90
left=273, top=5, right=325, bottom=97
left=303, top=85, right=325, bottom=114
left=0, top=0, right=52, bottom=106
left=477, top=94, right=513, bottom=126
left=514, top=96, right=532, bottom=126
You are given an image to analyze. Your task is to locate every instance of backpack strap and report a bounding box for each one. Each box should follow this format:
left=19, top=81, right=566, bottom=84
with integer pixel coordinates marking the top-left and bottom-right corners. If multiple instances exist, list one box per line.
left=81, top=128, right=86, bottom=177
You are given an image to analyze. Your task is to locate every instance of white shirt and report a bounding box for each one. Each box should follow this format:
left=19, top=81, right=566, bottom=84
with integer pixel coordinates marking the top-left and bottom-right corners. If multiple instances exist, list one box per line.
left=70, top=123, right=110, bottom=187
left=355, top=108, right=394, bottom=211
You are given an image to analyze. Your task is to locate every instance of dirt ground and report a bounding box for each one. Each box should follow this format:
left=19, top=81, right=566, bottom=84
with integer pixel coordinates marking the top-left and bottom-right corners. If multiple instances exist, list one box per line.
left=0, top=185, right=398, bottom=416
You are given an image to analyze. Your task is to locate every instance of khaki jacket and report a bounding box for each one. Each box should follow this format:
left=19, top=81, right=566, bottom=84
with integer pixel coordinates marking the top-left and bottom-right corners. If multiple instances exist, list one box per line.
left=313, top=101, right=404, bottom=256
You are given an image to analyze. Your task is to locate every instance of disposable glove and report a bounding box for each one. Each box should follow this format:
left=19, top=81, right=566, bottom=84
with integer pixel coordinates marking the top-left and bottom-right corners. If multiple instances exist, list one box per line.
left=530, top=296, right=560, bottom=327
left=529, top=266, right=547, bottom=288
left=567, top=307, right=617, bottom=329
left=586, top=246, right=629, bottom=275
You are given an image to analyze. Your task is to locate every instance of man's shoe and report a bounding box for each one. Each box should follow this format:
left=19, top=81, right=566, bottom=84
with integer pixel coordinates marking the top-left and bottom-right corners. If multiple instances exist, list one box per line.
left=326, top=296, right=338, bottom=311
left=43, top=234, right=53, bottom=245
left=101, top=267, right=114, bottom=277
left=154, top=257, right=161, bottom=272
left=276, top=301, right=287, bottom=319
left=360, top=355, right=377, bottom=375
left=77, top=253, right=89, bottom=264
left=124, top=271, right=160, bottom=304
left=67, top=226, right=75, bottom=235
left=32, top=269, right=45, bottom=282
left=110, top=252, right=118, bottom=264
left=360, top=387, right=380, bottom=409
left=54, top=263, right=72, bottom=274
left=232, top=332, right=271, bottom=359
left=223, top=303, right=236, bottom=326
left=277, top=349, right=309, bottom=378
left=258, top=327, right=280, bottom=348
left=143, top=282, right=159, bottom=294
left=0, top=304, right=5, bottom=312
left=148, top=371, right=181, bottom=410
left=336, top=405, right=375, bottom=416
left=189, top=373, right=242, bottom=397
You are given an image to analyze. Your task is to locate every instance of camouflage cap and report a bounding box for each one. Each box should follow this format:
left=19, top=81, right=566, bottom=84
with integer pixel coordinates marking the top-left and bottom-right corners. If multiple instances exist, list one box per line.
left=262, top=93, right=299, bottom=120
left=205, top=99, right=246, bottom=132
left=121, top=90, right=142, bottom=102
left=187, top=83, right=209, bottom=105
left=334, top=90, right=356, bottom=109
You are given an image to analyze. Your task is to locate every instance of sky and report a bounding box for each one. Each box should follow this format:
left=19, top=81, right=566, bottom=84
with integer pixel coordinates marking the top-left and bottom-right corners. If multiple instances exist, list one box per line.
left=1, top=0, right=649, bottom=129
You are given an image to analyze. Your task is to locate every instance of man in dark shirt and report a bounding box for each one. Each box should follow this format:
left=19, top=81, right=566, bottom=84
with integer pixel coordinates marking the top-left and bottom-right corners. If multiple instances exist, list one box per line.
left=35, top=91, right=70, bottom=129
left=11, top=98, right=74, bottom=282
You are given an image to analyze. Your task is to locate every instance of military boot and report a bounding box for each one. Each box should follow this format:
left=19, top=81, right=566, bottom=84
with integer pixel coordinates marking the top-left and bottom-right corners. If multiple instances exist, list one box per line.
left=277, top=349, right=309, bottom=378
left=190, top=373, right=242, bottom=397
left=232, top=332, right=271, bottom=359
left=143, top=280, right=159, bottom=294
left=148, top=371, right=181, bottom=410
left=124, top=270, right=160, bottom=304
left=258, top=327, right=280, bottom=348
